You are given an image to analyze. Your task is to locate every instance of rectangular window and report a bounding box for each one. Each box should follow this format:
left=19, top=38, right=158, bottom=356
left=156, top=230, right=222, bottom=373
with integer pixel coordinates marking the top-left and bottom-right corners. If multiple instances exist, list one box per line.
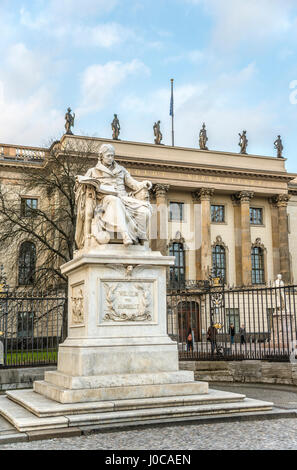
left=21, top=198, right=38, bottom=217
left=250, top=207, right=263, bottom=225
left=251, top=247, right=265, bottom=284
left=17, top=311, right=34, bottom=338
left=211, top=205, right=225, bottom=223
left=169, top=202, right=184, bottom=221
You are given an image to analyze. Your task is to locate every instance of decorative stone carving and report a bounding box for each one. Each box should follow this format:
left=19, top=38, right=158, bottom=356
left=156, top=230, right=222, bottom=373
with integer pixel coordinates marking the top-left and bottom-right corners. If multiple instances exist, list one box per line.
left=274, top=135, right=284, bottom=158
left=192, top=188, right=214, bottom=202
left=71, top=286, right=84, bottom=325
left=103, top=281, right=152, bottom=322
left=233, top=191, right=254, bottom=203
left=252, top=237, right=265, bottom=250
left=65, top=107, right=75, bottom=135
left=153, top=120, right=162, bottom=145
left=238, top=130, right=248, bottom=154
left=199, top=123, right=208, bottom=150
left=152, top=183, right=170, bottom=199
left=271, top=194, right=290, bottom=207
left=74, top=144, right=153, bottom=249
left=111, top=114, right=120, bottom=140
left=212, top=235, right=227, bottom=249
left=273, top=274, right=285, bottom=311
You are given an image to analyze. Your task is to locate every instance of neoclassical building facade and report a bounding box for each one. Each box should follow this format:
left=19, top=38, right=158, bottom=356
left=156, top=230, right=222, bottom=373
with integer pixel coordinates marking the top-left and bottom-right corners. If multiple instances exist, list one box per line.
left=0, top=134, right=296, bottom=289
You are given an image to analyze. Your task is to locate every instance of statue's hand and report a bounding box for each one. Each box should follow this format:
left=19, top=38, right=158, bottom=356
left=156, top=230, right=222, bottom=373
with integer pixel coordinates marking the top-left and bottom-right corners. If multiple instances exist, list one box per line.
left=141, top=180, right=152, bottom=190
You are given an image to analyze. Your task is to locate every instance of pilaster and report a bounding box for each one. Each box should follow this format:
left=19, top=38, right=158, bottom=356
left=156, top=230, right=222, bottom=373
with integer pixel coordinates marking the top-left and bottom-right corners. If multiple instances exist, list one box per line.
left=233, top=191, right=254, bottom=286
left=192, top=188, right=214, bottom=280
left=271, top=194, right=291, bottom=284
left=152, top=184, right=170, bottom=256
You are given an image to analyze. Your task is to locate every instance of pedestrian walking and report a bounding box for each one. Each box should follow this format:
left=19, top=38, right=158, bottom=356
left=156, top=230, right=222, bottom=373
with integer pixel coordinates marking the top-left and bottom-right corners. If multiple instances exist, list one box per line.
left=186, top=327, right=193, bottom=353
left=229, top=323, right=235, bottom=346
left=207, top=322, right=217, bottom=355
left=239, top=324, right=246, bottom=345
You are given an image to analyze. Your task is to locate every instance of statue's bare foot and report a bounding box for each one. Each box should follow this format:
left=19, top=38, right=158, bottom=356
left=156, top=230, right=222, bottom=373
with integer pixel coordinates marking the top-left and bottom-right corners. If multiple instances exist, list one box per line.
left=122, top=232, right=133, bottom=246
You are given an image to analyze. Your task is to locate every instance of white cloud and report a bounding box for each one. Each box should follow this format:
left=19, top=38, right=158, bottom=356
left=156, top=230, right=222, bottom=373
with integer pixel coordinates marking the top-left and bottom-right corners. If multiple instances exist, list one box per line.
left=76, top=23, right=135, bottom=48
left=48, top=0, right=118, bottom=17
left=0, top=81, right=63, bottom=146
left=164, top=49, right=205, bottom=65
left=20, top=6, right=134, bottom=49
left=3, top=43, right=49, bottom=98
left=183, top=0, right=296, bottom=48
left=77, top=60, right=150, bottom=115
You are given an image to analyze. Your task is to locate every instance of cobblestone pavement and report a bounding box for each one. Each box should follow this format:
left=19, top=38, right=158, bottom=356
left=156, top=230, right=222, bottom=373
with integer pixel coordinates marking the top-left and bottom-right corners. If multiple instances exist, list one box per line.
left=1, top=418, right=297, bottom=450
left=1, top=384, right=297, bottom=450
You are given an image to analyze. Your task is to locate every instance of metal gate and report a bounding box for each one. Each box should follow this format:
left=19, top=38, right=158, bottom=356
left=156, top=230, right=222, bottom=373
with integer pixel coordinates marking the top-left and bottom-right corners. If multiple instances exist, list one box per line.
left=167, top=281, right=297, bottom=362
left=0, top=289, right=67, bottom=368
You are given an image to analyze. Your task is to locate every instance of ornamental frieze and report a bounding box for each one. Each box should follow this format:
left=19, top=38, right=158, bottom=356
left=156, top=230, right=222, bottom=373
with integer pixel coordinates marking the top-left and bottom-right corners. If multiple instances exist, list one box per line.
left=103, top=281, right=153, bottom=322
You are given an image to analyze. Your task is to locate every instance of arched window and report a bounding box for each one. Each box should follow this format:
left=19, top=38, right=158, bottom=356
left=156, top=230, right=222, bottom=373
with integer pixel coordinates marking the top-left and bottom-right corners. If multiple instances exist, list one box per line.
left=251, top=246, right=264, bottom=284
left=169, top=242, right=185, bottom=287
left=18, top=242, right=36, bottom=286
left=212, top=238, right=226, bottom=282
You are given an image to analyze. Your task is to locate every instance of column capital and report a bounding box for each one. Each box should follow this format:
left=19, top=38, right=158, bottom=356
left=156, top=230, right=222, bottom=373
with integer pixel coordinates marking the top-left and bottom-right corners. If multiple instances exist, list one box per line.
left=191, top=187, right=214, bottom=202
left=152, top=183, right=170, bottom=198
left=270, top=194, right=291, bottom=208
left=232, top=191, right=254, bottom=204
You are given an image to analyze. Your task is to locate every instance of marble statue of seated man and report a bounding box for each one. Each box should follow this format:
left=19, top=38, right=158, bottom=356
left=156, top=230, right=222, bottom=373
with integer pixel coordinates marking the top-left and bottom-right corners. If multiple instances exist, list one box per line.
left=75, top=143, right=152, bottom=248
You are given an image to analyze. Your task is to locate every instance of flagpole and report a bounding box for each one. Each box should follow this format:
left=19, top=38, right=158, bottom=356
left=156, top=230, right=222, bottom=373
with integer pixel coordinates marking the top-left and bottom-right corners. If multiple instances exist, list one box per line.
left=170, top=78, right=174, bottom=146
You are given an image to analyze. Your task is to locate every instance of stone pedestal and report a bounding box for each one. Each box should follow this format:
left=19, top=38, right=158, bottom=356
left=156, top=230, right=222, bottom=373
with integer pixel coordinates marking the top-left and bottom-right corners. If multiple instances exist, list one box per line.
left=0, top=244, right=274, bottom=432
left=34, top=244, right=207, bottom=403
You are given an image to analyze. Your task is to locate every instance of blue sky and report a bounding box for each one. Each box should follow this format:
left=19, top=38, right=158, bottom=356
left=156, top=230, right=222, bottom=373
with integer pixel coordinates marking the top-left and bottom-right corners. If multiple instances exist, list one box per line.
left=1, top=0, right=297, bottom=172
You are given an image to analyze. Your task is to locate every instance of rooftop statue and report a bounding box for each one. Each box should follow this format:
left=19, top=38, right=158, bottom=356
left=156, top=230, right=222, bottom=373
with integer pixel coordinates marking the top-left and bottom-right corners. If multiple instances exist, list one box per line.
left=65, top=107, right=75, bottom=135
left=274, top=135, right=284, bottom=158
left=111, top=114, right=120, bottom=140
left=75, top=144, right=152, bottom=249
left=153, top=120, right=162, bottom=145
left=238, top=130, right=248, bottom=154
left=199, top=122, right=208, bottom=150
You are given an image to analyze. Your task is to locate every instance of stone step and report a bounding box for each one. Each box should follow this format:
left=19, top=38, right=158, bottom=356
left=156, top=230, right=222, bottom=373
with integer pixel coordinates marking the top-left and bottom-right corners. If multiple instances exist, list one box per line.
left=6, top=388, right=247, bottom=418
left=0, top=392, right=273, bottom=433
left=44, top=370, right=195, bottom=389
left=33, top=379, right=209, bottom=403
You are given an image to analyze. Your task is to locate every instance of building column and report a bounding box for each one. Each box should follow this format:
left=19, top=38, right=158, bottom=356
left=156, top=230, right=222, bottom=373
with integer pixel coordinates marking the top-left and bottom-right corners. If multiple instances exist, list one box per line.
left=269, top=197, right=280, bottom=279
left=231, top=195, right=242, bottom=286
left=233, top=191, right=254, bottom=286
left=191, top=192, right=202, bottom=280
left=152, top=184, right=170, bottom=256
left=192, top=188, right=214, bottom=280
left=273, top=194, right=291, bottom=284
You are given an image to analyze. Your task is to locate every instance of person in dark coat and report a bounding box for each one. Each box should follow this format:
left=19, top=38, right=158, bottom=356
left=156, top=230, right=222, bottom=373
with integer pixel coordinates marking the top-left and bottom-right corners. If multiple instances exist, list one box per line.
left=186, top=327, right=193, bottom=352
left=239, top=324, right=246, bottom=345
left=229, top=323, right=235, bottom=346
left=207, top=322, right=217, bottom=354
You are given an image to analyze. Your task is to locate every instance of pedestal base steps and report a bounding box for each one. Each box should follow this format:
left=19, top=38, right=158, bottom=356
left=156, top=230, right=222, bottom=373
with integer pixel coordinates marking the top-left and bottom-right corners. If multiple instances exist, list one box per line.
left=0, top=386, right=273, bottom=433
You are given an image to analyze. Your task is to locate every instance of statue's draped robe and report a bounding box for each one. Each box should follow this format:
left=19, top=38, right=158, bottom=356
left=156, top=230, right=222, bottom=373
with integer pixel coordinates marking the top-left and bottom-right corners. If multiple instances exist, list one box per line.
left=75, top=162, right=151, bottom=248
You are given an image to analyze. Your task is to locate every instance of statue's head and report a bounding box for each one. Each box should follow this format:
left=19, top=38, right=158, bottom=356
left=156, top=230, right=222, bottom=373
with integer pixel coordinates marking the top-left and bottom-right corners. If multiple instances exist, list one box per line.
left=67, top=107, right=71, bottom=112
left=277, top=273, right=282, bottom=280
left=98, top=143, right=115, bottom=167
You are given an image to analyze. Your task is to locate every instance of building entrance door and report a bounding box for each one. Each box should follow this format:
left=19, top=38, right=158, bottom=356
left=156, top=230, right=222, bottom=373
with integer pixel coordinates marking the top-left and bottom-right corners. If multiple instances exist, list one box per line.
left=177, top=301, right=201, bottom=342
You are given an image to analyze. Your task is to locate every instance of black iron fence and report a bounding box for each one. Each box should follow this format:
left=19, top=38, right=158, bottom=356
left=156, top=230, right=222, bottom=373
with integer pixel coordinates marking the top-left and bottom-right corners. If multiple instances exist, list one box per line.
left=1, top=282, right=297, bottom=368
left=167, top=282, right=297, bottom=362
left=0, top=289, right=67, bottom=368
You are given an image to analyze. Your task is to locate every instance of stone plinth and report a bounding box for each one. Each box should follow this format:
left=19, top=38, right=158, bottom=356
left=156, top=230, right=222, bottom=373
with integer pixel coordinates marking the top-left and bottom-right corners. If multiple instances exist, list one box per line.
left=33, top=244, right=208, bottom=403
left=0, top=244, right=274, bottom=431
